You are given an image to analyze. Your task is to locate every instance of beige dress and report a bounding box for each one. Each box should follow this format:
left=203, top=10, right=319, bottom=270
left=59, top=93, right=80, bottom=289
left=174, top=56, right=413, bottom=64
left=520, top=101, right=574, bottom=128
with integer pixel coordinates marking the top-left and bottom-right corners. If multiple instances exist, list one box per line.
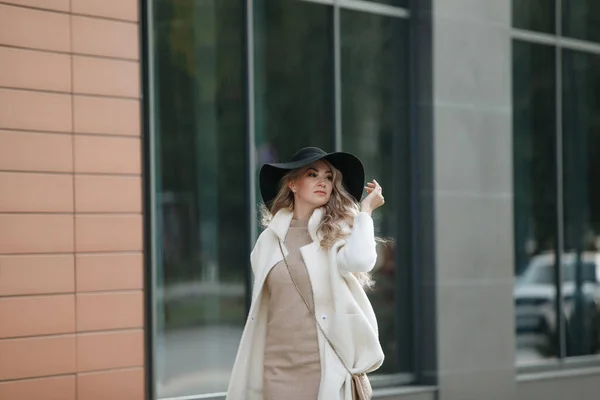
left=263, top=219, right=322, bottom=399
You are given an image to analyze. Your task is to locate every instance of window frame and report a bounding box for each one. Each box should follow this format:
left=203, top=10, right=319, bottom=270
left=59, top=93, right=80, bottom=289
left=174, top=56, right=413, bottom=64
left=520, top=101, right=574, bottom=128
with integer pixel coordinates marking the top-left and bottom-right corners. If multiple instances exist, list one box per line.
left=141, top=0, right=429, bottom=399
left=512, top=0, right=600, bottom=372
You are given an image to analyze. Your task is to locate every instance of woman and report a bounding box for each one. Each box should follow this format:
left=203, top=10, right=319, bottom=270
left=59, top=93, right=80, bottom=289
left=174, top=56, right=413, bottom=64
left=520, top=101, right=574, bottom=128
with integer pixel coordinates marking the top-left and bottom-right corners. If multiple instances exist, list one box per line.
left=226, top=147, right=385, bottom=400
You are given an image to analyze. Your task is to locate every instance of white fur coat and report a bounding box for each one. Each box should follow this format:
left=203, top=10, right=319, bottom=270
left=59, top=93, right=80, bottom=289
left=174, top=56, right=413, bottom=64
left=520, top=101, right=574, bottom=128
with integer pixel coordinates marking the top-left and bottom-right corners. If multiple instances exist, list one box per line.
left=225, top=207, right=384, bottom=400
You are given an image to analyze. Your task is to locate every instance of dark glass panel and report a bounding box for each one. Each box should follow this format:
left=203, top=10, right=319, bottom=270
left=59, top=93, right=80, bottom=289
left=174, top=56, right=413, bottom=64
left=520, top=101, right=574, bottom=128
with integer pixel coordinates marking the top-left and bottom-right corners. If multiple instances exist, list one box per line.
left=150, top=0, right=248, bottom=396
left=513, top=40, right=558, bottom=364
left=341, top=9, right=411, bottom=374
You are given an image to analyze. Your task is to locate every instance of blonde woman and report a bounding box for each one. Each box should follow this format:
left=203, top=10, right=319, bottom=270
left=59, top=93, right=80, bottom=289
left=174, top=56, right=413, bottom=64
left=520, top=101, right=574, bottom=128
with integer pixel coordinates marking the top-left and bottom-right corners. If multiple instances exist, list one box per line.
left=226, top=147, right=385, bottom=400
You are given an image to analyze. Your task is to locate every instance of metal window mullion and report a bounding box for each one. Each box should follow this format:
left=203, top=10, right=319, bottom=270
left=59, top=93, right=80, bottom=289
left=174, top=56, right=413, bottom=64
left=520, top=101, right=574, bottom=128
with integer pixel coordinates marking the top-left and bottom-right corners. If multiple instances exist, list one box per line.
left=142, top=0, right=159, bottom=397
left=246, top=0, right=257, bottom=308
left=555, top=0, right=567, bottom=362
left=299, top=0, right=335, bottom=6
left=408, top=0, right=423, bottom=378
left=338, top=0, right=409, bottom=18
left=511, top=29, right=600, bottom=55
left=511, top=29, right=560, bottom=46
left=333, top=1, right=342, bottom=151
left=297, top=0, right=409, bottom=18
left=560, top=36, right=600, bottom=55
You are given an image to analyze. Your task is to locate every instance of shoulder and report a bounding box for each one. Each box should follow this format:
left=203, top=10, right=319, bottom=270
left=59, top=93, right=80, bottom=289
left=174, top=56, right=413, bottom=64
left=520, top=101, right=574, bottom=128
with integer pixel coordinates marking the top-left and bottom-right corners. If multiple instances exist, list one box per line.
left=257, top=227, right=276, bottom=245
left=250, top=228, right=276, bottom=274
left=251, top=228, right=275, bottom=255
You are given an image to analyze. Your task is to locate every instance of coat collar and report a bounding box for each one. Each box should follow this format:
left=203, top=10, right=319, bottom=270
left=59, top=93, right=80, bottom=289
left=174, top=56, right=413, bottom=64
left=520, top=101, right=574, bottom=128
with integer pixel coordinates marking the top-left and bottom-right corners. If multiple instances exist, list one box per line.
left=268, top=207, right=324, bottom=243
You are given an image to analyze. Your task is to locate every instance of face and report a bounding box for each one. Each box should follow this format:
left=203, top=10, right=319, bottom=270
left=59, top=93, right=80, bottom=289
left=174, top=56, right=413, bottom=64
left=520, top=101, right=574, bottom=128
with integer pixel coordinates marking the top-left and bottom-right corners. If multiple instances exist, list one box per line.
left=289, top=160, right=334, bottom=209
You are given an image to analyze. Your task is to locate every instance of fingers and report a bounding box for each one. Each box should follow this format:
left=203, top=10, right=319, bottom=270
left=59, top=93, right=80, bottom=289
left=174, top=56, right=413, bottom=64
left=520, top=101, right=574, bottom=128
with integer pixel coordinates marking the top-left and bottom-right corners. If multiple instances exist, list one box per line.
left=364, top=179, right=382, bottom=194
left=370, top=180, right=381, bottom=190
left=361, top=178, right=385, bottom=212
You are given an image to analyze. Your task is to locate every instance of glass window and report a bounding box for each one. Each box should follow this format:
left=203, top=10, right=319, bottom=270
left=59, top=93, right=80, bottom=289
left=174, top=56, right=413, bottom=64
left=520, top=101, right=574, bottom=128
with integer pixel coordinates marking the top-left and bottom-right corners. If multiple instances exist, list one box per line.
left=520, top=259, right=598, bottom=285
left=253, top=0, right=334, bottom=169
left=512, top=40, right=558, bottom=365
left=562, top=49, right=600, bottom=358
left=148, top=0, right=414, bottom=397
left=512, top=0, right=555, bottom=34
left=563, top=1, right=600, bottom=44
left=149, top=0, right=249, bottom=397
left=340, top=9, right=411, bottom=375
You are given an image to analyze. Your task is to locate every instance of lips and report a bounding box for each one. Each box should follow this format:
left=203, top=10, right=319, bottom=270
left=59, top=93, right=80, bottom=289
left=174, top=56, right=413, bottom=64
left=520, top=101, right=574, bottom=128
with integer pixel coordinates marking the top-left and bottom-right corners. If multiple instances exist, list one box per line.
left=314, top=190, right=327, bottom=195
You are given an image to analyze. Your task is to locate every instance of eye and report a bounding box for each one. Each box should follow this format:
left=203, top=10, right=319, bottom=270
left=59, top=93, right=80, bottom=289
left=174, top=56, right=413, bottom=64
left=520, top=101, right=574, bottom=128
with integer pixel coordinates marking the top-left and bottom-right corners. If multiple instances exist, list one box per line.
left=308, top=171, right=318, bottom=177
left=326, top=175, right=333, bottom=181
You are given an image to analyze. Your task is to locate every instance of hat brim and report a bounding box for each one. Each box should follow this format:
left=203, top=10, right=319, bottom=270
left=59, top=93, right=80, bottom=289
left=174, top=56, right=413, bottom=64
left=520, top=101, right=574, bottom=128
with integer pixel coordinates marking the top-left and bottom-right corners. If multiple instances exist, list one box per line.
left=259, top=152, right=365, bottom=206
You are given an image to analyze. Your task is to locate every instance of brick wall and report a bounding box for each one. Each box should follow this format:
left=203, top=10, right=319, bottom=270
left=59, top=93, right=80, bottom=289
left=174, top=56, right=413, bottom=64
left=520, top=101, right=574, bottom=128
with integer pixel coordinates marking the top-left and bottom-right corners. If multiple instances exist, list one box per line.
left=0, top=1, right=145, bottom=399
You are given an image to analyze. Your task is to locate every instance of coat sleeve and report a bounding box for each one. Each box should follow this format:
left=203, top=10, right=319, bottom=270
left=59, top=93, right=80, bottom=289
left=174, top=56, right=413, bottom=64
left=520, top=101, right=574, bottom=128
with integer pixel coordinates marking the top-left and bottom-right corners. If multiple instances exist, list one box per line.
left=336, top=212, right=378, bottom=273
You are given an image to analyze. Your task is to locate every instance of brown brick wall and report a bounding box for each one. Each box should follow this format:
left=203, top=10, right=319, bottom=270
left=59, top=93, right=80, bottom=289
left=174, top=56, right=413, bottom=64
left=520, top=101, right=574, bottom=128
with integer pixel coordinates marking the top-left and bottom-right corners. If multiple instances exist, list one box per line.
left=0, top=1, right=145, bottom=399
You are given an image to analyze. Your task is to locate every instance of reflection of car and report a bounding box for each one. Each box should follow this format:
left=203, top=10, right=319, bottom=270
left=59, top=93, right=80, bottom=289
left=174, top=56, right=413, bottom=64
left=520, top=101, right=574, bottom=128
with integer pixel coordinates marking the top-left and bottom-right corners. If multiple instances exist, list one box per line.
left=514, top=252, right=600, bottom=357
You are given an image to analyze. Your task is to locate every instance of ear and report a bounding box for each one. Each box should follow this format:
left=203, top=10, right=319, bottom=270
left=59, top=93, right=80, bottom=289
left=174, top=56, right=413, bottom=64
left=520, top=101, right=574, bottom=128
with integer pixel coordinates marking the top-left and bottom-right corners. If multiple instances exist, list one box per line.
left=288, top=180, right=296, bottom=193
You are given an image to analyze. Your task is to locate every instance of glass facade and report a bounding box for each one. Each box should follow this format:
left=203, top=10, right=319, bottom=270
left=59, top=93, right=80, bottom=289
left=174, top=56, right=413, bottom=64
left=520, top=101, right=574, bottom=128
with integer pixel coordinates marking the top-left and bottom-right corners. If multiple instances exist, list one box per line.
left=513, top=2, right=600, bottom=365
left=562, top=49, right=600, bottom=357
left=253, top=0, right=334, bottom=163
left=147, top=0, right=411, bottom=398
left=512, top=0, right=555, bottom=34
left=512, top=41, right=558, bottom=364
left=149, top=0, right=249, bottom=396
left=340, top=9, right=411, bottom=373
left=563, top=1, right=600, bottom=44
left=142, top=0, right=600, bottom=397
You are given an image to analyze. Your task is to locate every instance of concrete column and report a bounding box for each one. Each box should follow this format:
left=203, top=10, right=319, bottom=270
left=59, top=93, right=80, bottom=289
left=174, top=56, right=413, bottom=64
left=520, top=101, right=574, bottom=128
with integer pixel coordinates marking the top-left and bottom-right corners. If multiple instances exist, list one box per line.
left=430, top=1, right=515, bottom=399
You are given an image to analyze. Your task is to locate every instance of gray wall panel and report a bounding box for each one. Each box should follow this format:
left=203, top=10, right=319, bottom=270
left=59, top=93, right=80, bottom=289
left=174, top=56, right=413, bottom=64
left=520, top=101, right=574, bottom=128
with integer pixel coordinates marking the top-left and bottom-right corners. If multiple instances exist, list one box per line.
left=437, top=282, right=515, bottom=371
left=435, top=0, right=509, bottom=24
left=435, top=194, right=513, bottom=283
left=434, top=107, right=512, bottom=195
left=375, top=388, right=438, bottom=400
left=439, top=369, right=515, bottom=400
left=430, top=0, right=514, bottom=399
left=516, top=370, right=600, bottom=400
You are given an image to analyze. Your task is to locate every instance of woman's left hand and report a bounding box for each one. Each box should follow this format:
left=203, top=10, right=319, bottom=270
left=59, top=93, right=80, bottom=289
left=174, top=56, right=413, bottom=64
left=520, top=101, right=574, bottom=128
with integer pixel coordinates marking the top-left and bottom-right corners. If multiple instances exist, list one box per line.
left=361, top=179, right=385, bottom=215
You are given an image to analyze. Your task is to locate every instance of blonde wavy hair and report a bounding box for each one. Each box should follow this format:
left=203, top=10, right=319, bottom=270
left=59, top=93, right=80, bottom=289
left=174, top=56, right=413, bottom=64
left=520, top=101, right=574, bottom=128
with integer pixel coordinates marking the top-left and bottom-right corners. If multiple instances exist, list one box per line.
left=259, top=160, right=374, bottom=288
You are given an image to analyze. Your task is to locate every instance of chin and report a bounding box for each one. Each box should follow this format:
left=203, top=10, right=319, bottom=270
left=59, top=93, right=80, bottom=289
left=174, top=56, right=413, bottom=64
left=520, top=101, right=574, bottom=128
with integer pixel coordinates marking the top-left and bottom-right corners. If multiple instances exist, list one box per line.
left=311, top=197, right=330, bottom=208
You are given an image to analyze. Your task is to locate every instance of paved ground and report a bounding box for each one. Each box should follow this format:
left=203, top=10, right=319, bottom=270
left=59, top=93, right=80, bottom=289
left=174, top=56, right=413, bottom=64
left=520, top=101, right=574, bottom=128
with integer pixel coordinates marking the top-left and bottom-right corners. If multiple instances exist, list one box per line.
left=154, top=326, right=553, bottom=399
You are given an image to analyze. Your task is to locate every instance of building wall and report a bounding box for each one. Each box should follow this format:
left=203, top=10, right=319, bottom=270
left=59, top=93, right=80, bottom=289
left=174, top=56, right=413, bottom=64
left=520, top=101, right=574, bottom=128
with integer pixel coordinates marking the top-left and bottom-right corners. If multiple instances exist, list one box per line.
left=516, top=369, right=600, bottom=400
left=1, top=1, right=599, bottom=399
left=430, top=0, right=516, bottom=399
left=427, top=1, right=600, bottom=400
left=0, top=1, right=145, bottom=399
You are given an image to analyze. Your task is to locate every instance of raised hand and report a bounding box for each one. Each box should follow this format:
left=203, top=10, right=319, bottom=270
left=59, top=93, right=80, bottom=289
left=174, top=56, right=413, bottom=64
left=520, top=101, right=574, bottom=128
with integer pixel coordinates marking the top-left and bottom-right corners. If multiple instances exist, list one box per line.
left=361, top=179, right=385, bottom=214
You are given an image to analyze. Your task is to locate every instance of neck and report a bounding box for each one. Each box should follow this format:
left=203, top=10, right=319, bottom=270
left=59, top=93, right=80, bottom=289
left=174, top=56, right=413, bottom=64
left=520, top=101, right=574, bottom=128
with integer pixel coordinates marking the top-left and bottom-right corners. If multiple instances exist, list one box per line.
left=293, top=203, right=315, bottom=221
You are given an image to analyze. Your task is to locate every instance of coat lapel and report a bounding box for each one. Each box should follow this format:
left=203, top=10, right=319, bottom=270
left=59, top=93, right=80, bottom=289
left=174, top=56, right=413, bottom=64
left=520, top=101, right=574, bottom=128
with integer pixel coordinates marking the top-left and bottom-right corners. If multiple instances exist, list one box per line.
left=267, top=207, right=324, bottom=242
left=258, top=209, right=294, bottom=286
left=267, top=208, right=293, bottom=241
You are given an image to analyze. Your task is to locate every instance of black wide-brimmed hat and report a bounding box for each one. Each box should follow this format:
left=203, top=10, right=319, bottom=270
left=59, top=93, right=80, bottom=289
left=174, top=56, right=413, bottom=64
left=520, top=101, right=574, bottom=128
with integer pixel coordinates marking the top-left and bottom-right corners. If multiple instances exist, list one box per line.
left=259, top=146, right=365, bottom=206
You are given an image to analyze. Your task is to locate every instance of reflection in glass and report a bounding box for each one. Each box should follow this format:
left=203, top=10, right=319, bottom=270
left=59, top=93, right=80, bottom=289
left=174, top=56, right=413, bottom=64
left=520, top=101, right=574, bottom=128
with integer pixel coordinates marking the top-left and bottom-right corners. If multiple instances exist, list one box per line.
left=563, top=0, right=600, bottom=44
left=512, top=41, right=558, bottom=364
left=150, top=0, right=248, bottom=397
left=341, top=10, right=410, bottom=374
left=512, top=0, right=555, bottom=34
left=562, top=49, right=600, bottom=357
left=253, top=0, right=334, bottom=169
